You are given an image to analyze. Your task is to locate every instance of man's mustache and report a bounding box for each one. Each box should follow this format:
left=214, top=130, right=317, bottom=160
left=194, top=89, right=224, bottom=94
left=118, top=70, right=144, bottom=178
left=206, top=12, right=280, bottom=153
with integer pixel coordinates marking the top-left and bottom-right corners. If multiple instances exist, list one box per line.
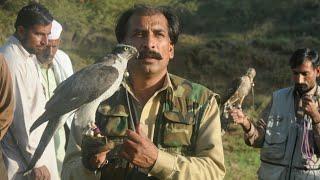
left=295, top=83, right=309, bottom=93
left=138, top=50, right=162, bottom=60
left=295, top=83, right=308, bottom=89
left=44, top=55, right=54, bottom=59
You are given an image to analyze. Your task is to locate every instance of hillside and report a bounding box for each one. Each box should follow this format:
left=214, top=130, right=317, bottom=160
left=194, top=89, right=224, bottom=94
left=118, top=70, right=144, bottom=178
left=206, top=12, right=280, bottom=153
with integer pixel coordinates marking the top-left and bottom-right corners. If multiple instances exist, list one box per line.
left=1, top=0, right=320, bottom=94
left=1, top=0, right=320, bottom=179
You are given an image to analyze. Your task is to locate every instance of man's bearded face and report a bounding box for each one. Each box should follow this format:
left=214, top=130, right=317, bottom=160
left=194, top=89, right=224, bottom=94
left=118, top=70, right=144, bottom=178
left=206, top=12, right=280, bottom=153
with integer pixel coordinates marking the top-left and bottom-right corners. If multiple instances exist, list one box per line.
left=292, top=60, right=319, bottom=94
left=36, top=39, right=60, bottom=65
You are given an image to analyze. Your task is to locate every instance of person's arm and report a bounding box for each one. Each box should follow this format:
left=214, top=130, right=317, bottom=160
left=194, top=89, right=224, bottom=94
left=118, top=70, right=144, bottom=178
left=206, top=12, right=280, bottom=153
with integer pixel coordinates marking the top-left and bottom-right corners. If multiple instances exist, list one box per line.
left=146, top=96, right=226, bottom=179
left=4, top=54, right=55, bottom=178
left=243, top=117, right=267, bottom=147
left=0, top=55, right=14, bottom=140
left=311, top=123, right=320, bottom=151
left=229, top=100, right=271, bottom=148
left=301, top=95, right=320, bottom=150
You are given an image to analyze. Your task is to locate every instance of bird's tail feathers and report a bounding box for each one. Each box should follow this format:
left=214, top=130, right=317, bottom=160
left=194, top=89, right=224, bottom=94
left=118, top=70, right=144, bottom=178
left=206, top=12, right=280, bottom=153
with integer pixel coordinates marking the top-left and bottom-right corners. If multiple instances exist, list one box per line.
left=24, top=120, right=57, bottom=174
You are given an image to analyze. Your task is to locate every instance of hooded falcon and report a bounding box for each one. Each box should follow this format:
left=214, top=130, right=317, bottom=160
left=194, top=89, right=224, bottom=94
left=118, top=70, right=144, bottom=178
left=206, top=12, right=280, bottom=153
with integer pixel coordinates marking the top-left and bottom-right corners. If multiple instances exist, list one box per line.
left=25, top=44, right=138, bottom=173
left=221, top=68, right=256, bottom=131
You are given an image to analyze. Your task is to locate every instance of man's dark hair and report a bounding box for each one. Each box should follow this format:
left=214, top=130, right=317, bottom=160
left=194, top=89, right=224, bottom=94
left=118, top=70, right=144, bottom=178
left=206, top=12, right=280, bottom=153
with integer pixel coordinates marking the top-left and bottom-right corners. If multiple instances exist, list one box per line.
left=289, top=48, right=320, bottom=68
left=14, top=3, right=53, bottom=30
left=115, top=4, right=181, bottom=44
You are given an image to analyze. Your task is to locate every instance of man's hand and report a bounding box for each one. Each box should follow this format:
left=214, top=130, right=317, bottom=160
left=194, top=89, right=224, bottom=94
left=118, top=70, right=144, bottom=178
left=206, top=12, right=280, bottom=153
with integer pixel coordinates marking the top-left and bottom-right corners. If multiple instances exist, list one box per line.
left=302, top=95, right=320, bottom=124
left=32, top=165, right=50, bottom=180
left=120, top=124, right=158, bottom=169
left=229, top=109, right=251, bottom=132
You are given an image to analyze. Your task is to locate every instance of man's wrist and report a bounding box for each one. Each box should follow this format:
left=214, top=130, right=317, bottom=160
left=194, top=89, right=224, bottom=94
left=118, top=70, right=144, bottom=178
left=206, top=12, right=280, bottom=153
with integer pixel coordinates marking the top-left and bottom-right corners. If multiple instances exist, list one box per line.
left=311, top=112, right=320, bottom=125
left=312, top=119, right=320, bottom=125
left=242, top=117, right=252, bottom=133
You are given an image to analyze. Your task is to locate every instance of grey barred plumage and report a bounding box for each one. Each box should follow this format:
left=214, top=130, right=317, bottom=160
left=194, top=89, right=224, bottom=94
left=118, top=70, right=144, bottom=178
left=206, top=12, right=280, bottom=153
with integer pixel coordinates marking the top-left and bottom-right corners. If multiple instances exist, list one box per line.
left=24, top=44, right=138, bottom=174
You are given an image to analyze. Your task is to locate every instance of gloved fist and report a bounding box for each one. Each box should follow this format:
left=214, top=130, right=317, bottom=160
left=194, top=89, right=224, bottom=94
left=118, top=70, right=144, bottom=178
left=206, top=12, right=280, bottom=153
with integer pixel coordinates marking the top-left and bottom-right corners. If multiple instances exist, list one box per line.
left=81, top=122, right=115, bottom=171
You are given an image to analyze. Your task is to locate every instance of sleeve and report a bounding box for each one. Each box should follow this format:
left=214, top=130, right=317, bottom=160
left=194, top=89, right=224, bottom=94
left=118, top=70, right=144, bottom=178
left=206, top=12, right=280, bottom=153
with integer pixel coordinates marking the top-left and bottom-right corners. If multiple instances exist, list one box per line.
left=243, top=100, right=271, bottom=148
left=311, top=101, right=320, bottom=150
left=0, top=55, right=14, bottom=140
left=312, top=123, right=320, bottom=151
left=4, top=54, right=57, bottom=173
left=149, top=96, right=226, bottom=180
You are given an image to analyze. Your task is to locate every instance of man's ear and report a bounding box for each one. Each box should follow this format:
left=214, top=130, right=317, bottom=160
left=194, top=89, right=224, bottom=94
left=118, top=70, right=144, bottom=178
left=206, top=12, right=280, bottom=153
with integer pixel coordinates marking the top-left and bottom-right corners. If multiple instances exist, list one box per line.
left=16, top=26, right=26, bottom=40
left=169, top=43, right=174, bottom=59
left=316, top=66, right=320, bottom=78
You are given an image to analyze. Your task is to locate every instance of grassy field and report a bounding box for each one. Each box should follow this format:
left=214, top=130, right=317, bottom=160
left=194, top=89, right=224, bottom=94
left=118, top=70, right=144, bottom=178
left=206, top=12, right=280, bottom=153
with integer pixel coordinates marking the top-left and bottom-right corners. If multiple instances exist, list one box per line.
left=223, top=125, right=260, bottom=180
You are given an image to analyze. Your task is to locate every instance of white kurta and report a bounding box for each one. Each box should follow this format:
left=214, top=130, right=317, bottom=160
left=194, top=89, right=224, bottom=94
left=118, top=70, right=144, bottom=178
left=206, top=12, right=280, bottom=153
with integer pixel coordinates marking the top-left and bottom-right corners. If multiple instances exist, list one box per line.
left=0, top=36, right=60, bottom=180
left=36, top=49, right=74, bottom=175
left=52, top=50, right=74, bottom=146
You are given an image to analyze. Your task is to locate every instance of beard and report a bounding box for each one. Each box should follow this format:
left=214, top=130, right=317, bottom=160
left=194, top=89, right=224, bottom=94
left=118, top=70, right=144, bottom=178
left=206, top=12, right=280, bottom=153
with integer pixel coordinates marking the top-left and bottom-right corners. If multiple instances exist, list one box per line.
left=295, top=83, right=312, bottom=94
left=19, top=34, right=45, bottom=55
left=38, top=55, right=54, bottom=65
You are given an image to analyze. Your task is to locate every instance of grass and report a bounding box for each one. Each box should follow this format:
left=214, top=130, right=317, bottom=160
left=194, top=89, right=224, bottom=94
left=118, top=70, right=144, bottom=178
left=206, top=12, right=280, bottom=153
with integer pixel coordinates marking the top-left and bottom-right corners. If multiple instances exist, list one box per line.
left=223, top=125, right=260, bottom=180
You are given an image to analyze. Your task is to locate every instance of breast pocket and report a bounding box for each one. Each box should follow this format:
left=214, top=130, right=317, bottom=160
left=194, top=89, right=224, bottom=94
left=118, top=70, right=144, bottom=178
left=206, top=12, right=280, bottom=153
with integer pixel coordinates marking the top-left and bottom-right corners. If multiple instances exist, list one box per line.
left=162, top=111, right=195, bottom=147
left=261, top=116, right=288, bottom=160
left=98, top=105, right=129, bottom=137
left=103, top=115, right=128, bottom=137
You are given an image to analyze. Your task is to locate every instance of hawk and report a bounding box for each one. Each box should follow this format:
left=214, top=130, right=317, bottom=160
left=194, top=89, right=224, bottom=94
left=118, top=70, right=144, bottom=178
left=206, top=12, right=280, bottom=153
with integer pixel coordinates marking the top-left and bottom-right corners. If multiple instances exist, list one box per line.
left=25, top=44, right=138, bottom=173
left=221, top=68, right=256, bottom=131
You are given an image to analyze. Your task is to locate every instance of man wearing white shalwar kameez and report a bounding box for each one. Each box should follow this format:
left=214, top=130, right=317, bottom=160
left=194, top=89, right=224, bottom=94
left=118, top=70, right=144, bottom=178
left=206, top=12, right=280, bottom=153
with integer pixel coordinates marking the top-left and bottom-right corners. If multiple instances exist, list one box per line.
left=36, top=20, right=74, bottom=175
left=0, top=4, right=59, bottom=180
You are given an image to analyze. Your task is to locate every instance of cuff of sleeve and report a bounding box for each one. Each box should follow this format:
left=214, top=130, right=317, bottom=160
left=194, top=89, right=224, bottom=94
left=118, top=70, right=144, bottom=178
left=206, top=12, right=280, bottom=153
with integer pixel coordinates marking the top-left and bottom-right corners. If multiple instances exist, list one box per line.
left=149, top=150, right=176, bottom=179
left=312, top=123, right=320, bottom=134
left=245, top=122, right=255, bottom=137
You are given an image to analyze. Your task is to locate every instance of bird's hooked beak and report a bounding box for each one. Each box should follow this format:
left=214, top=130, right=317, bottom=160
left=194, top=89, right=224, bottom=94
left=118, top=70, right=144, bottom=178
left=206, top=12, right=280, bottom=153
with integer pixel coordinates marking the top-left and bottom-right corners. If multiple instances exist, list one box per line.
left=114, top=44, right=139, bottom=61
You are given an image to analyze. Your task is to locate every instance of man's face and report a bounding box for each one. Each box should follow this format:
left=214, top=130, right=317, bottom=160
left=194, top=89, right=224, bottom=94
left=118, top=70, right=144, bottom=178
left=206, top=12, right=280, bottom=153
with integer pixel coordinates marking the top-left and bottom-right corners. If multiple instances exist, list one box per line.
left=292, top=60, right=320, bottom=94
left=36, top=39, right=60, bottom=65
left=123, top=13, right=174, bottom=77
left=18, top=23, right=52, bottom=54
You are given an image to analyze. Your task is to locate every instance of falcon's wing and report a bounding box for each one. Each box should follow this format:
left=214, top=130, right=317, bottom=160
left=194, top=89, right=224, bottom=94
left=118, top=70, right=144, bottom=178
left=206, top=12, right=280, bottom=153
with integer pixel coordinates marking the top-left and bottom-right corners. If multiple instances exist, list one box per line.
left=221, top=77, right=242, bottom=105
left=46, top=62, right=119, bottom=114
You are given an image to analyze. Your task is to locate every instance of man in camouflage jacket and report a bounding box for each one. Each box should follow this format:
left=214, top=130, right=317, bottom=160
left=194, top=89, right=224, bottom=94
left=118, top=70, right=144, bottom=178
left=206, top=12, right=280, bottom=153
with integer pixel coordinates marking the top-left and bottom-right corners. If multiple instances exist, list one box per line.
left=62, top=4, right=225, bottom=180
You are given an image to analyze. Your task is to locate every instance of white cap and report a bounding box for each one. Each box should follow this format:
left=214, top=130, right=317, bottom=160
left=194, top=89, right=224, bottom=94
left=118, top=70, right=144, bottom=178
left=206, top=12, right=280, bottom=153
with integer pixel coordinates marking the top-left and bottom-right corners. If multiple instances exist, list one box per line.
left=48, top=20, right=62, bottom=40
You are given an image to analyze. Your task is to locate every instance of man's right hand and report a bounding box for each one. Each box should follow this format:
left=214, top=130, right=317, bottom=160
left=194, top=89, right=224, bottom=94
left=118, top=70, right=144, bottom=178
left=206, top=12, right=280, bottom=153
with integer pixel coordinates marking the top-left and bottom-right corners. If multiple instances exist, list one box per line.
left=229, top=109, right=251, bottom=132
left=32, top=165, right=50, bottom=180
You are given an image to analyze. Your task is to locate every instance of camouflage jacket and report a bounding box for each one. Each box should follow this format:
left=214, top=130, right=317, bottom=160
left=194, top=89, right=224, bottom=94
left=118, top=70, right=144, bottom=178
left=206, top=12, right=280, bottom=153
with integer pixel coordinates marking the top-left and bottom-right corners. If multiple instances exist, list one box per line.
left=81, top=73, right=225, bottom=180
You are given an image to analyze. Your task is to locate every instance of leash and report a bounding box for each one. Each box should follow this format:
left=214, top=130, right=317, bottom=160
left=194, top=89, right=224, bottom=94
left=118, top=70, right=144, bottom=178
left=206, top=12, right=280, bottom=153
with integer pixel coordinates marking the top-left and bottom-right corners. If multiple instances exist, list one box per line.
left=251, top=81, right=255, bottom=111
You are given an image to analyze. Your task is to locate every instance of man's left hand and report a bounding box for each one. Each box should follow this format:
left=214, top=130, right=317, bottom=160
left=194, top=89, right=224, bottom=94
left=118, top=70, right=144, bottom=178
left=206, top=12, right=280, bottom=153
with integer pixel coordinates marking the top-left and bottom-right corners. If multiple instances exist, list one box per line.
left=32, top=165, right=51, bottom=180
left=120, top=124, right=158, bottom=168
left=303, top=95, right=320, bottom=124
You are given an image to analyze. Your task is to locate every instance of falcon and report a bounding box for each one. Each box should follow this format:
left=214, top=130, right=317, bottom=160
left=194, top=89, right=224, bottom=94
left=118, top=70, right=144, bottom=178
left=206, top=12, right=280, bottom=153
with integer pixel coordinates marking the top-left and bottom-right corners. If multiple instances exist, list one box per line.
left=24, top=44, right=138, bottom=173
left=221, top=68, right=256, bottom=131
